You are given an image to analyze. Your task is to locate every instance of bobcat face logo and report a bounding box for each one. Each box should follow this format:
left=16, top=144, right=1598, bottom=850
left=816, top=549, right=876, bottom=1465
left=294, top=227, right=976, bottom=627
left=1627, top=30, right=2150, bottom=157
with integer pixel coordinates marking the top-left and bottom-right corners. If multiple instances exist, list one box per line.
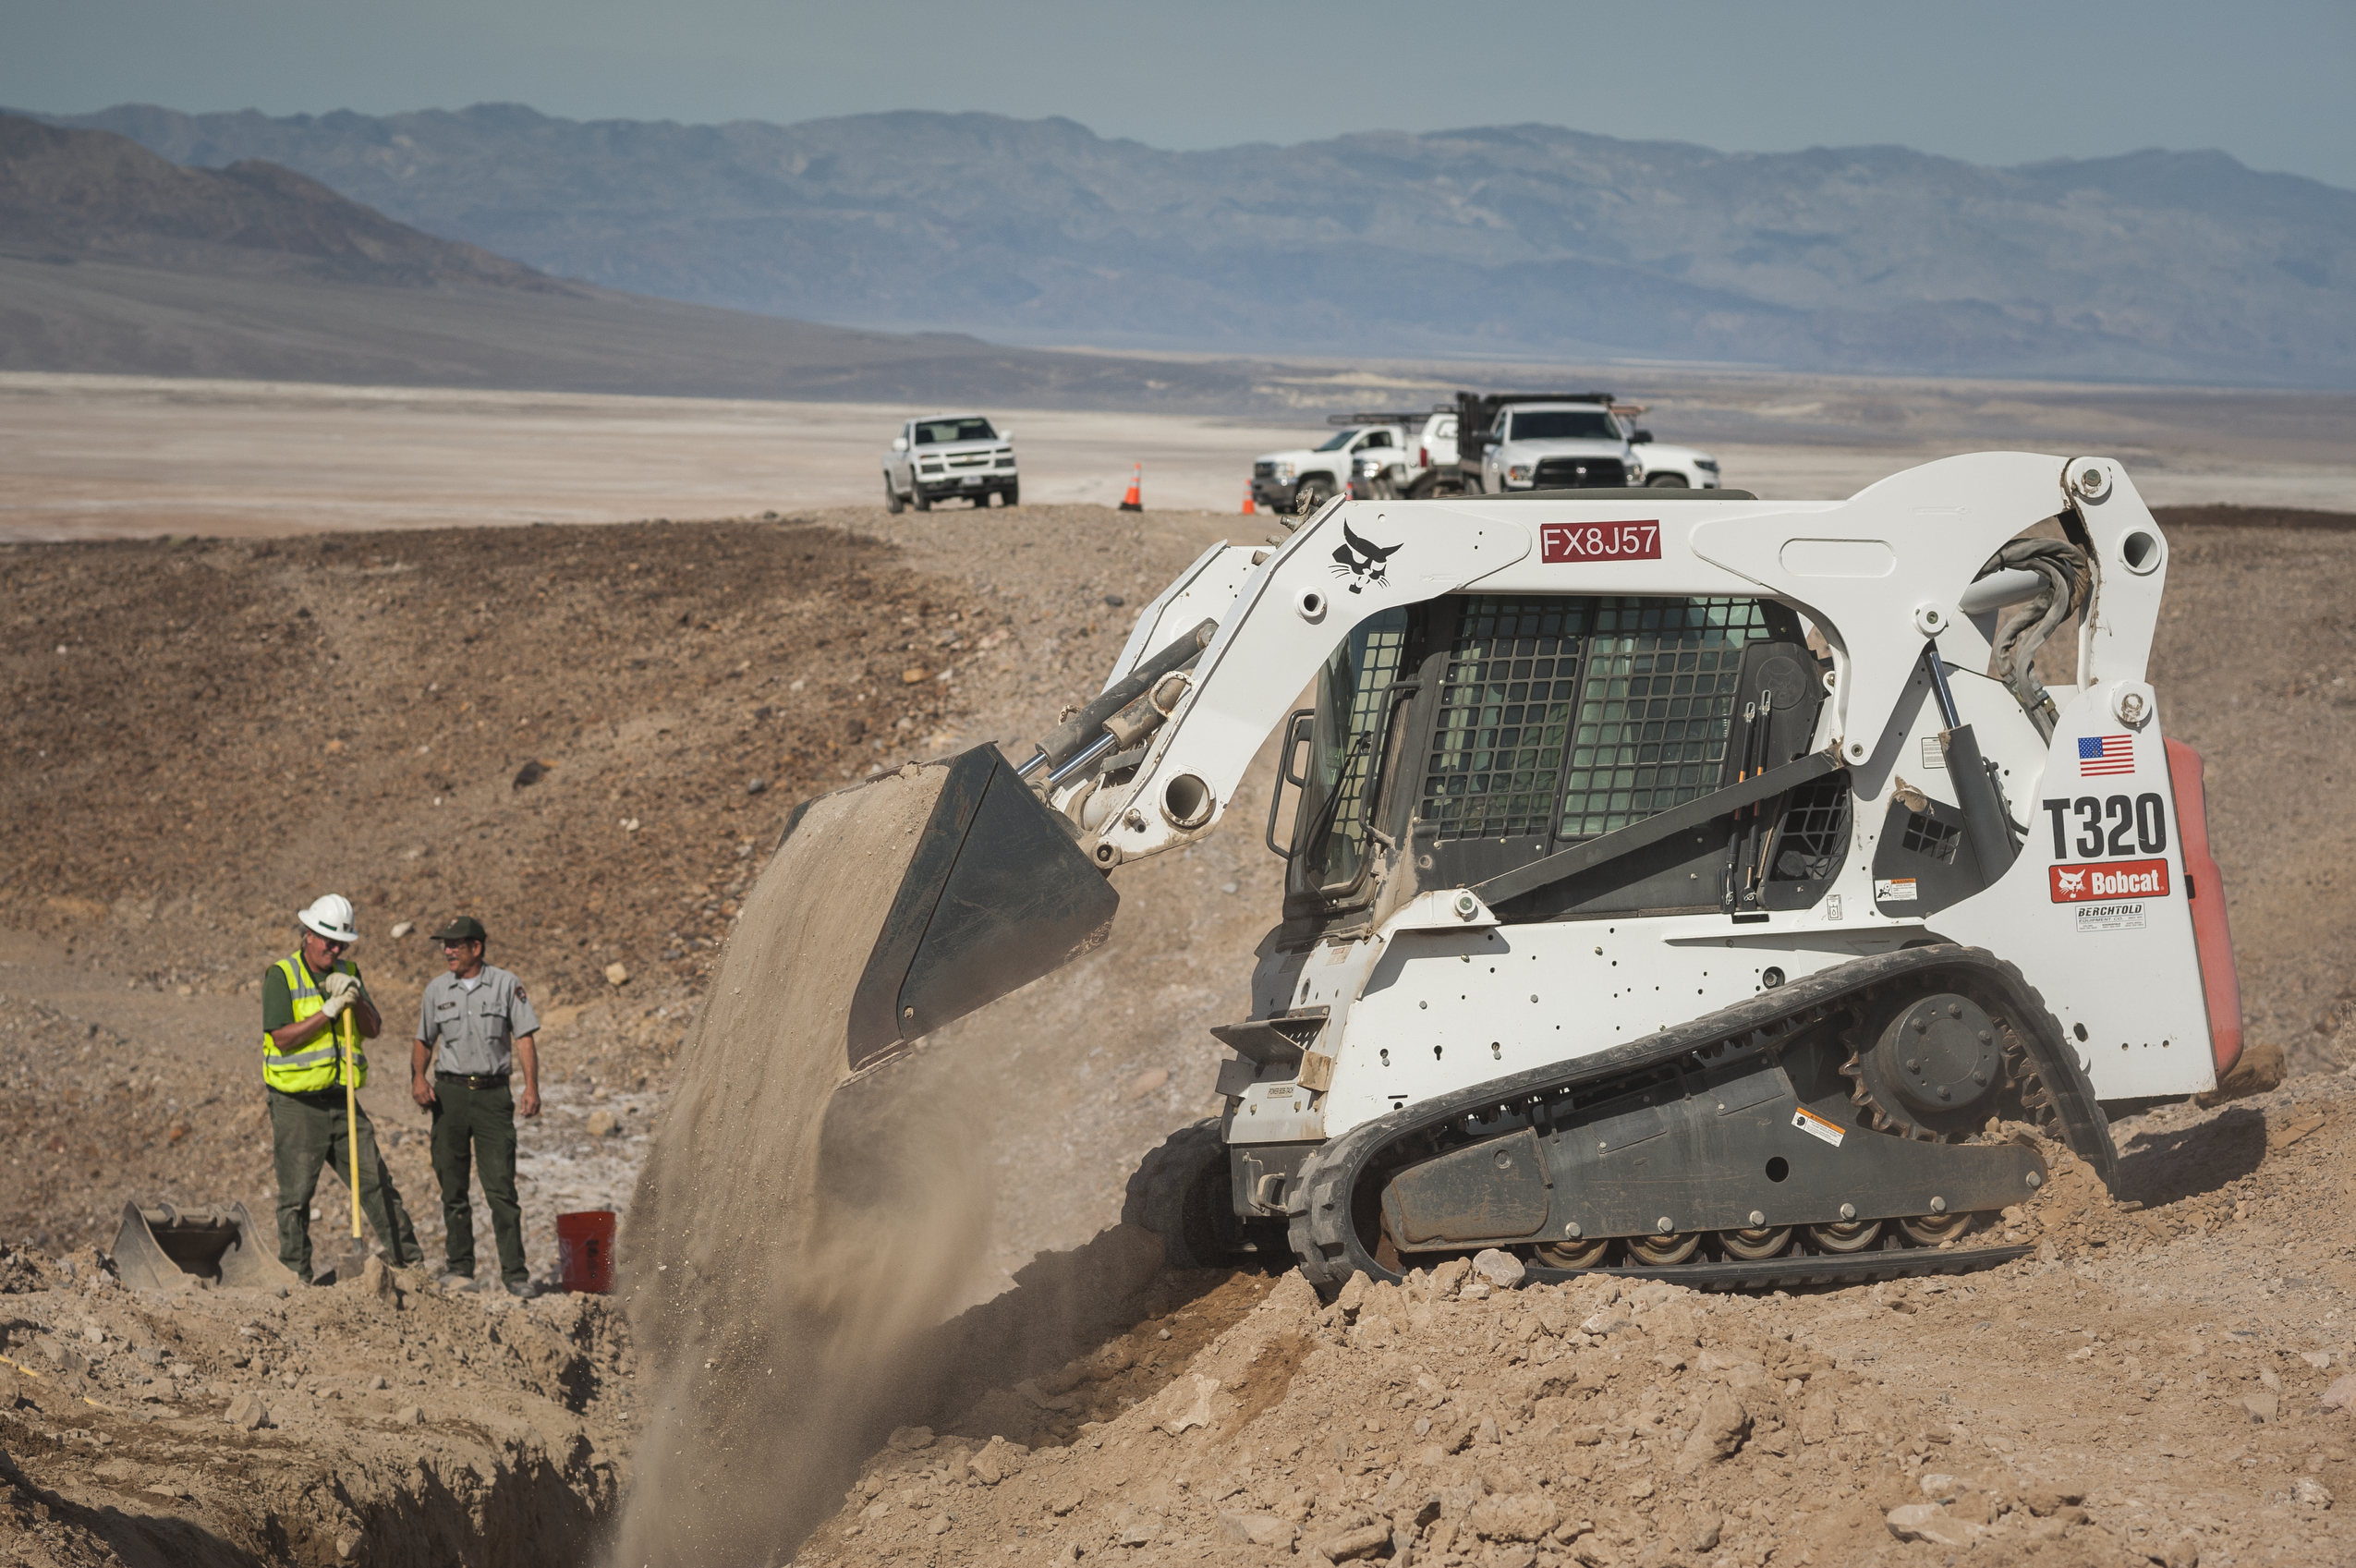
left=1330, top=521, right=1403, bottom=593
left=2055, top=868, right=2086, bottom=895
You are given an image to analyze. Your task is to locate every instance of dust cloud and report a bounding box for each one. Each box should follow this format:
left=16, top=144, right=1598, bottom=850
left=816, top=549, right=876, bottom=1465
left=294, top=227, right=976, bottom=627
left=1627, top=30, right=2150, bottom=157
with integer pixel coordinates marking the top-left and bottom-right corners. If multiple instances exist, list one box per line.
left=612, top=762, right=1000, bottom=1564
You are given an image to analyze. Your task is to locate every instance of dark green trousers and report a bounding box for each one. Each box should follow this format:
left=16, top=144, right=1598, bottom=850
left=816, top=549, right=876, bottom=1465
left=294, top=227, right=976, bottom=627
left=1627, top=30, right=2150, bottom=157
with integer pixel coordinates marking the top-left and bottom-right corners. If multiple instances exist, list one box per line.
left=268, top=1088, right=423, bottom=1282
left=430, top=1076, right=527, bottom=1286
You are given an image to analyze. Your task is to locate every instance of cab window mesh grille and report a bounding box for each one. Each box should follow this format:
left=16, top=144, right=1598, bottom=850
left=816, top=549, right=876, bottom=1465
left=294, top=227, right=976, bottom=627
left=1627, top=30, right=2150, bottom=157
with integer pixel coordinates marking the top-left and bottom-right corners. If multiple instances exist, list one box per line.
left=1324, top=614, right=1410, bottom=866
left=1420, top=598, right=1587, bottom=840
left=1559, top=598, right=1776, bottom=839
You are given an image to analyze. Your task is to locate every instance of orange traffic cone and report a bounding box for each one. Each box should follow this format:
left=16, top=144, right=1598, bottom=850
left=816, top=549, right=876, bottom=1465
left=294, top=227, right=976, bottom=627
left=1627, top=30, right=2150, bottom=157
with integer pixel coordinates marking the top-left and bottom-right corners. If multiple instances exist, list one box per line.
left=1119, top=464, right=1143, bottom=513
left=1241, top=486, right=1257, bottom=516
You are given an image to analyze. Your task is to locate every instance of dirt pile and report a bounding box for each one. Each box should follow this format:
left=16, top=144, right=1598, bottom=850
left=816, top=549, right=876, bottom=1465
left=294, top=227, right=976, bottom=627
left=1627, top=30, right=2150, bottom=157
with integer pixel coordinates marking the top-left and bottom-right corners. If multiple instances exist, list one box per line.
left=787, top=1072, right=2356, bottom=1568
left=0, top=1248, right=633, bottom=1565
left=802, top=1263, right=2014, bottom=1568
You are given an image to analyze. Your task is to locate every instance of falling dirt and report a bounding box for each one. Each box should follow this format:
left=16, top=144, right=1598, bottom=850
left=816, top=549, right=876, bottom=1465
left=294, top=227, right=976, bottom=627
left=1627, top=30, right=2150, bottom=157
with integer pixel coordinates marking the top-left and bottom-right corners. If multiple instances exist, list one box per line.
left=613, top=761, right=1007, bottom=1562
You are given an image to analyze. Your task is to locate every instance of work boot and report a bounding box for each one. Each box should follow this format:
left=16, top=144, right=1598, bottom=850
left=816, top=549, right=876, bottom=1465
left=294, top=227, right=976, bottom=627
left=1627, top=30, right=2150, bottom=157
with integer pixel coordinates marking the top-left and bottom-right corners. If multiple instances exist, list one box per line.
left=505, top=1280, right=540, bottom=1300
left=437, top=1272, right=474, bottom=1293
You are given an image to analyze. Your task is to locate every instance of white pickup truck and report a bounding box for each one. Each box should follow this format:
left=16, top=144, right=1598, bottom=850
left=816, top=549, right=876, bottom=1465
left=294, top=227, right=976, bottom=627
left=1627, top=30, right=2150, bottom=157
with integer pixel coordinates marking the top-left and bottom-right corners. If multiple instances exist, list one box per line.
left=884, top=413, right=1019, bottom=512
left=1252, top=409, right=1462, bottom=511
left=1474, top=398, right=1647, bottom=492
left=1451, top=391, right=1722, bottom=492
left=1251, top=423, right=1404, bottom=515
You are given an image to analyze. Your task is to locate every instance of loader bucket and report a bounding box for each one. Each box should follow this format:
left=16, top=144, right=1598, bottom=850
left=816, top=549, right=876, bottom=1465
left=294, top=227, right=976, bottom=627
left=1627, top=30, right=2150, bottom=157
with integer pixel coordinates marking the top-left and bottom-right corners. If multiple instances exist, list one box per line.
left=110, top=1200, right=296, bottom=1293
left=827, top=744, right=1121, bottom=1072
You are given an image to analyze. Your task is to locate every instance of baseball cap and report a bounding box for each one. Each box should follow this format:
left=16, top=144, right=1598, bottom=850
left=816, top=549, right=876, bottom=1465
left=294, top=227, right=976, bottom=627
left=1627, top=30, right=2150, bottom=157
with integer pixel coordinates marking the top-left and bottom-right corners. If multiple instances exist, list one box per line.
left=431, top=916, right=489, bottom=943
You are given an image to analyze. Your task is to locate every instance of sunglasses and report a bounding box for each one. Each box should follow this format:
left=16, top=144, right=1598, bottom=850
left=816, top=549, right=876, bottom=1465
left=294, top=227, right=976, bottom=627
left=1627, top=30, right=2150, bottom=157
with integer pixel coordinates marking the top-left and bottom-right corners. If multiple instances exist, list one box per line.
left=442, top=940, right=481, bottom=952
left=313, top=935, right=350, bottom=952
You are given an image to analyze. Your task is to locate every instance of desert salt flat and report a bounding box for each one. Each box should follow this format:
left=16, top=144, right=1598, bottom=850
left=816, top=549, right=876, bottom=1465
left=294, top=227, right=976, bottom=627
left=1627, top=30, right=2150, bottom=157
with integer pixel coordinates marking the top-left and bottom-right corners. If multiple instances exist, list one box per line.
left=2, top=369, right=2351, bottom=541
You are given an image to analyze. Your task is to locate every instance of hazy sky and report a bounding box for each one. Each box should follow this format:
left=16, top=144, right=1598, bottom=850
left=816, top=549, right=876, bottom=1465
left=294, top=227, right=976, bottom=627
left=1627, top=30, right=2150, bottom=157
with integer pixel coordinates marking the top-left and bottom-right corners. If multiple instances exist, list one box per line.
left=8, top=0, right=2354, bottom=188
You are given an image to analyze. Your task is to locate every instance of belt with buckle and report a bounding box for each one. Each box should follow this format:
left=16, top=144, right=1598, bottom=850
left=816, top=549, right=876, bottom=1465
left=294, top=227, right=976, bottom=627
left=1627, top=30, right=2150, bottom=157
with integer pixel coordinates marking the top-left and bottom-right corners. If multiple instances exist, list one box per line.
left=437, top=1071, right=511, bottom=1089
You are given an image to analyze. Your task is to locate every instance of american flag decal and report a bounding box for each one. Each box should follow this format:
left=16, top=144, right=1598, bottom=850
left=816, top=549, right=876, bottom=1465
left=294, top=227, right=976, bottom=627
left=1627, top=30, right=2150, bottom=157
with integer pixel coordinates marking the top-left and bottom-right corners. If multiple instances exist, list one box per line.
left=2077, top=734, right=2134, bottom=776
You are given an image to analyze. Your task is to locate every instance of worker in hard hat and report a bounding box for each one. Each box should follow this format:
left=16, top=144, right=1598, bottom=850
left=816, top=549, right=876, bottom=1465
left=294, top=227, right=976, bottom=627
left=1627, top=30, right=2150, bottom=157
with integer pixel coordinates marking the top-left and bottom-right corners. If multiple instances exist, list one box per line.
left=410, top=916, right=542, bottom=1297
left=261, top=894, right=424, bottom=1282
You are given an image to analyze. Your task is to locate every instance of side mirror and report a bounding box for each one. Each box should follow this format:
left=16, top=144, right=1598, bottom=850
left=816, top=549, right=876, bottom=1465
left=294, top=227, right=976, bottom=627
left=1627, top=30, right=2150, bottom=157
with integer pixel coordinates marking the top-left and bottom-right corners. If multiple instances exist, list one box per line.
left=1632, top=430, right=1654, bottom=444
left=892, top=437, right=908, bottom=453
left=999, top=428, right=1014, bottom=443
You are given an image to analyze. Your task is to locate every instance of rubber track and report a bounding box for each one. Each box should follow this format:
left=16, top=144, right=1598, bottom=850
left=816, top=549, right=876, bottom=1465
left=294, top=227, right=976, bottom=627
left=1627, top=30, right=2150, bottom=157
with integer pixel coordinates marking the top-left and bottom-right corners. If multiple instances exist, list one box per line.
left=1523, top=1243, right=2034, bottom=1294
left=1286, top=943, right=2111, bottom=1294
left=1121, top=1118, right=1224, bottom=1270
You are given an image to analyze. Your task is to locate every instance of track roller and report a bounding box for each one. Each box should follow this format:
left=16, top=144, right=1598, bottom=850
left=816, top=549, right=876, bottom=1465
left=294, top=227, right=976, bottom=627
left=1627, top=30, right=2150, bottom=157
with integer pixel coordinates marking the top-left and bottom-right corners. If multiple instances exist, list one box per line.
left=1719, top=1225, right=1795, bottom=1260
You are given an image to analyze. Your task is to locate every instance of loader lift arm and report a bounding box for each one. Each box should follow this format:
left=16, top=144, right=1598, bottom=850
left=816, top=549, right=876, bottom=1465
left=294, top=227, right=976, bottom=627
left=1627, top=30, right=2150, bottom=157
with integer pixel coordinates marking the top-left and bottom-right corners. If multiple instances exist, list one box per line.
left=1057, top=454, right=2161, bottom=887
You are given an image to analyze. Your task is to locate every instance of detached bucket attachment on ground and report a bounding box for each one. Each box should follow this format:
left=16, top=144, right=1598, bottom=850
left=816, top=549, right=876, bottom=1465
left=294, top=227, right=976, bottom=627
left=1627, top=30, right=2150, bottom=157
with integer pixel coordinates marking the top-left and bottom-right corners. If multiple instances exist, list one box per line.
left=111, top=1201, right=296, bottom=1293
left=832, top=745, right=1120, bottom=1072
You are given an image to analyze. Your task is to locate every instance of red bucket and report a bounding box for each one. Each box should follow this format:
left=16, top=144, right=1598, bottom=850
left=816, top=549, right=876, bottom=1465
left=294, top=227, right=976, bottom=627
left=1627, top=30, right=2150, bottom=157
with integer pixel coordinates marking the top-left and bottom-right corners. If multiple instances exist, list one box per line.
left=555, top=1210, right=617, bottom=1294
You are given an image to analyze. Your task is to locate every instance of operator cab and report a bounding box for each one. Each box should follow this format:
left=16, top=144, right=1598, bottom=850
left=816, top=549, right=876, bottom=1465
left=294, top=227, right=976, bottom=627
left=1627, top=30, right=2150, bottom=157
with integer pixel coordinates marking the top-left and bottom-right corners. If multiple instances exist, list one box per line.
left=1273, top=594, right=1841, bottom=940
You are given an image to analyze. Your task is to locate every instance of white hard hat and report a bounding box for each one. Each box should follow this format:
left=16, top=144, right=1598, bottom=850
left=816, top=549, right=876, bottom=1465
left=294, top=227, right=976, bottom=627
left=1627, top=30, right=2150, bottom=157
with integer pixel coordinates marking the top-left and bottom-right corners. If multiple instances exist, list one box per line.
left=298, top=893, right=359, bottom=945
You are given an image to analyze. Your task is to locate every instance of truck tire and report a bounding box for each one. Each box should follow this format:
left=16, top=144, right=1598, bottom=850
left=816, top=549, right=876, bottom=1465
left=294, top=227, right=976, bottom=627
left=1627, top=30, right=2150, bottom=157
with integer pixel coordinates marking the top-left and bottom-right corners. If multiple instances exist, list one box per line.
left=1647, top=472, right=1689, bottom=488
left=883, top=474, right=904, bottom=514
left=910, top=484, right=930, bottom=513
left=1003, top=481, right=1020, bottom=507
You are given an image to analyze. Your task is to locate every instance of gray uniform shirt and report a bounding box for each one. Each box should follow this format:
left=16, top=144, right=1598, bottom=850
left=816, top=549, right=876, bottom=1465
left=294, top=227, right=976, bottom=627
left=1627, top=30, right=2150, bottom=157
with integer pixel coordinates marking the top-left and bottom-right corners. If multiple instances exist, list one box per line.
left=417, top=965, right=540, bottom=1076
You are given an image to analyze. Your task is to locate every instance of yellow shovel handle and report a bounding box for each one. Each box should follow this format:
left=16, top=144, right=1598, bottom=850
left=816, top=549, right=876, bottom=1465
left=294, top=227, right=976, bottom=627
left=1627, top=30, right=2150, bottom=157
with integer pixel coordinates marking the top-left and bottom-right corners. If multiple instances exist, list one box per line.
left=345, top=1030, right=362, bottom=1239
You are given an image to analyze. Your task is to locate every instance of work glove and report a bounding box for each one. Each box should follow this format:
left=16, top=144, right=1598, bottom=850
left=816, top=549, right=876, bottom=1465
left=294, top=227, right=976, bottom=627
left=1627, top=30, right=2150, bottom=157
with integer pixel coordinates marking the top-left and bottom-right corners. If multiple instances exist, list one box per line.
left=318, top=992, right=352, bottom=1020
left=322, top=972, right=360, bottom=1002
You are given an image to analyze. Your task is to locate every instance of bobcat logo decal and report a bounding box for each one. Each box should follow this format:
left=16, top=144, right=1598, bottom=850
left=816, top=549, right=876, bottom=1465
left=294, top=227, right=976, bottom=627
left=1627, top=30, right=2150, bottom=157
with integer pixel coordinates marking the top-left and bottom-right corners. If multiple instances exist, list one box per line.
left=1330, top=521, right=1403, bottom=593
left=2055, top=868, right=2086, bottom=895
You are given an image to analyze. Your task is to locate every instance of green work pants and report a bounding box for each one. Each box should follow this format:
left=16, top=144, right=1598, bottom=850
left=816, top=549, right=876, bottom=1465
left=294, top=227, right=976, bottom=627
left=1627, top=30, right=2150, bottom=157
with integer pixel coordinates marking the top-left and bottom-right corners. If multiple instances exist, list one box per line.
left=268, top=1087, right=423, bottom=1282
left=429, top=1076, right=527, bottom=1287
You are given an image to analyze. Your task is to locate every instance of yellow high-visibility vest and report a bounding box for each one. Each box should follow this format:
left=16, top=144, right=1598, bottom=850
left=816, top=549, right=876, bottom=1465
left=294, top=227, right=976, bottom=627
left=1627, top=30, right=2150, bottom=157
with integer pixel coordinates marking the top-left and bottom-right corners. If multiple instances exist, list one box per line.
left=261, top=954, right=366, bottom=1092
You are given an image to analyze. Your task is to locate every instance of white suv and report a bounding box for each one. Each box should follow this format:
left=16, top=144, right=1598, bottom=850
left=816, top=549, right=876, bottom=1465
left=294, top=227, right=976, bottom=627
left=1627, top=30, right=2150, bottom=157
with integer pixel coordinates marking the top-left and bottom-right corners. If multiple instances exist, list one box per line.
left=884, top=414, right=1018, bottom=511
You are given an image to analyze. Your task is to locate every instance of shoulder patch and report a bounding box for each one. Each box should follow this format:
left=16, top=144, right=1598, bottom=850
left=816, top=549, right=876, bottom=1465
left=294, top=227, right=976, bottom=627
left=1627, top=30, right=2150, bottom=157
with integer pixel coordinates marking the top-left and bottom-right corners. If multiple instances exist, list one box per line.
left=515, top=986, right=528, bottom=1002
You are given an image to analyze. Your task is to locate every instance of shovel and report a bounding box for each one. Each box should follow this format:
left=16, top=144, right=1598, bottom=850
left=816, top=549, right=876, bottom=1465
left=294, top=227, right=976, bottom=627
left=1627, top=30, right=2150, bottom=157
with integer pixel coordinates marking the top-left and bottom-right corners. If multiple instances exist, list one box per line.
left=330, top=1005, right=370, bottom=1284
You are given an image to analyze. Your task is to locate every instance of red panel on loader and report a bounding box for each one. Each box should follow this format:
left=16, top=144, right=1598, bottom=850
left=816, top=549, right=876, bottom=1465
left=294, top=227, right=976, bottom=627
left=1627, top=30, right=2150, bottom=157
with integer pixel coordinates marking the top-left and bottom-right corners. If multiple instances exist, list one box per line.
left=2165, top=738, right=2243, bottom=1077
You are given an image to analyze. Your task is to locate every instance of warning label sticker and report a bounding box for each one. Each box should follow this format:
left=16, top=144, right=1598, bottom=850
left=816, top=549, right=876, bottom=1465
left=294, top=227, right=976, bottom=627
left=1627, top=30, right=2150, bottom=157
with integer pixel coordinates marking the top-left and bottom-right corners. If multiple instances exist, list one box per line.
left=2074, top=902, right=2147, bottom=934
left=1874, top=877, right=1918, bottom=904
left=1791, top=1105, right=1847, bottom=1148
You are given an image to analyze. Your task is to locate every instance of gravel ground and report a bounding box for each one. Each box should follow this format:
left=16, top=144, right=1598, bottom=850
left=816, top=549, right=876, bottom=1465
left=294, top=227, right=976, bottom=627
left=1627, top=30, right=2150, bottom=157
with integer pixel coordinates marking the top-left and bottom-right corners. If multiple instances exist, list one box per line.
left=7, top=497, right=2356, bottom=1563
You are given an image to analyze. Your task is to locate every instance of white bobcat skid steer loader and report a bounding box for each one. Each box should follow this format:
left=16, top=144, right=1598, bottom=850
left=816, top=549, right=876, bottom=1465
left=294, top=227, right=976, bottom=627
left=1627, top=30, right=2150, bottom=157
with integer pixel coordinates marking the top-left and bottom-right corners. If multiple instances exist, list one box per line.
left=827, top=453, right=2242, bottom=1294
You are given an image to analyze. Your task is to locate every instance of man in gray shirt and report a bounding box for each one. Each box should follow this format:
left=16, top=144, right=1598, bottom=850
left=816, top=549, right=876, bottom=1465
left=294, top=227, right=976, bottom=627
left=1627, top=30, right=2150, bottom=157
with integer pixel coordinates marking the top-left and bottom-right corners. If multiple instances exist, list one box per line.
left=410, top=916, right=541, bottom=1295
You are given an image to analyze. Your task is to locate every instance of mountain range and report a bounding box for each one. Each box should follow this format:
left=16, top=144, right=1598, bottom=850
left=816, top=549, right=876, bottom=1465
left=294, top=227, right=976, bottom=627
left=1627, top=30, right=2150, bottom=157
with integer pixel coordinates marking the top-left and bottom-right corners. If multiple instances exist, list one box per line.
left=37, top=102, right=2356, bottom=387
left=0, top=114, right=1261, bottom=407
